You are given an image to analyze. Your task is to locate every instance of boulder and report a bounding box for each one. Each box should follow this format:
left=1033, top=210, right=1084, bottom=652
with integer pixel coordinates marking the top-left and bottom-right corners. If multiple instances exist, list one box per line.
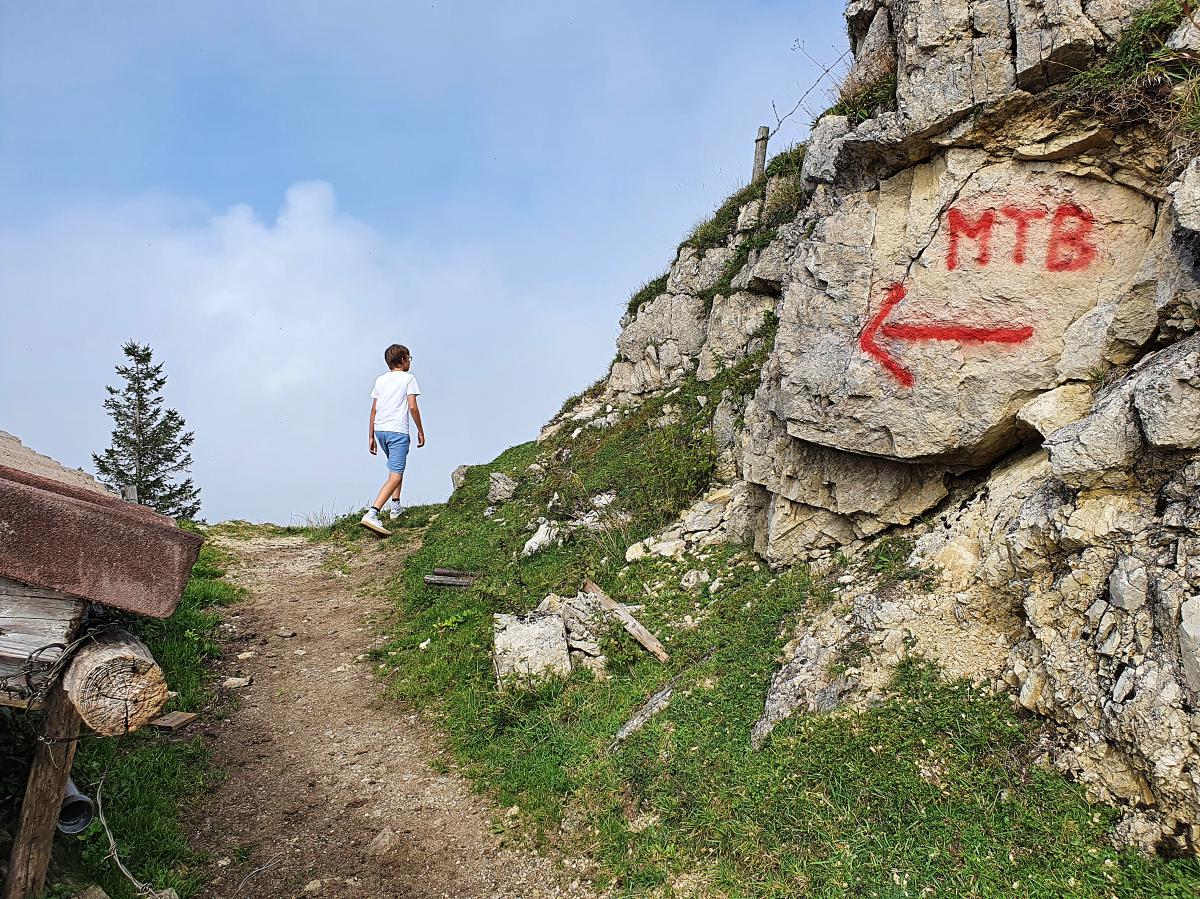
left=522, top=520, right=561, bottom=556
left=487, top=472, right=518, bottom=504
left=801, top=116, right=850, bottom=184
left=760, top=153, right=1155, bottom=467
left=492, top=613, right=571, bottom=685
left=609, top=293, right=708, bottom=395
left=696, top=291, right=775, bottom=381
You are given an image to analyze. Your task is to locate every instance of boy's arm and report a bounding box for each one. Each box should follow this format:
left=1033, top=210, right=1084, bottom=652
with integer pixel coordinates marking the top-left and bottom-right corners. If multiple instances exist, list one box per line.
left=408, top=395, right=425, bottom=447
left=368, top=399, right=378, bottom=454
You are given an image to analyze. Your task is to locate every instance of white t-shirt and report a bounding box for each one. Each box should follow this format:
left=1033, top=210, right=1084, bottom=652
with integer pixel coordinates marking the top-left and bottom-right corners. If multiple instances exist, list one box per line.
left=371, top=370, right=421, bottom=433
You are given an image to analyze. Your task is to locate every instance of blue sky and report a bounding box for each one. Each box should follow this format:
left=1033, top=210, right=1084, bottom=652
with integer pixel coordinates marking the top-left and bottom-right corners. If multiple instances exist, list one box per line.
left=0, top=1, right=847, bottom=523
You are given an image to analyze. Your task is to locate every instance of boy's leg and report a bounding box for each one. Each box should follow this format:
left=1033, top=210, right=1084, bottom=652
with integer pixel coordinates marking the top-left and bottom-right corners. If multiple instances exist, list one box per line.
left=373, top=473, right=403, bottom=511
left=361, top=472, right=401, bottom=535
left=386, top=434, right=410, bottom=507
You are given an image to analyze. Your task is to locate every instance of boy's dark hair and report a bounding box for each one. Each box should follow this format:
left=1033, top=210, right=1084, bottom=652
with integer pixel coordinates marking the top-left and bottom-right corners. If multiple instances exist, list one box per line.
left=384, top=344, right=410, bottom=368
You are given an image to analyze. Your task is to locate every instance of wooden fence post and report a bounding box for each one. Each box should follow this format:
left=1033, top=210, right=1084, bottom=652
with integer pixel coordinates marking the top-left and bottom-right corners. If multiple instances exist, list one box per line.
left=753, top=125, right=770, bottom=181
left=3, top=682, right=82, bottom=899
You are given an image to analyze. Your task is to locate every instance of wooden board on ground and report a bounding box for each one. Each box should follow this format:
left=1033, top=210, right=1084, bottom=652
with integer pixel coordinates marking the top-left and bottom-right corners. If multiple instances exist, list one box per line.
left=424, top=568, right=480, bottom=589
left=583, top=578, right=669, bottom=663
left=150, top=710, right=199, bottom=731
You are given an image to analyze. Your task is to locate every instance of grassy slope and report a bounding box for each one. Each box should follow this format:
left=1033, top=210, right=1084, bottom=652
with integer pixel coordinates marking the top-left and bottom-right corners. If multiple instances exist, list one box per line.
left=0, top=542, right=241, bottom=898
left=338, top=379, right=1200, bottom=896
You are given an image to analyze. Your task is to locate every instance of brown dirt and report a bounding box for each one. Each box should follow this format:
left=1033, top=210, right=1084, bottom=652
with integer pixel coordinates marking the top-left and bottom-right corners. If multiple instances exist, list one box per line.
left=189, top=532, right=597, bottom=899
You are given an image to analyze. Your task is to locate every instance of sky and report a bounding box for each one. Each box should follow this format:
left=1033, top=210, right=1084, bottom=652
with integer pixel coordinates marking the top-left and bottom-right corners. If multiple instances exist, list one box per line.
left=0, top=1, right=847, bottom=524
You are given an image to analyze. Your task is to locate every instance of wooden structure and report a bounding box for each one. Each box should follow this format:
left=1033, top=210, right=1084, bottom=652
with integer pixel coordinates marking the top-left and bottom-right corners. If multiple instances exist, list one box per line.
left=753, top=125, right=770, bottom=181
left=423, top=567, right=480, bottom=590
left=584, top=578, right=669, bottom=663
left=0, top=431, right=202, bottom=899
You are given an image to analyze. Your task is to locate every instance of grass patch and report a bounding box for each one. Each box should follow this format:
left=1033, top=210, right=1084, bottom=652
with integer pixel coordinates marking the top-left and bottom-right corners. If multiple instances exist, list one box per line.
left=683, top=181, right=765, bottom=252
left=762, top=143, right=808, bottom=227
left=817, top=49, right=898, bottom=128
left=0, top=542, right=240, bottom=898
left=625, top=273, right=669, bottom=318
left=864, top=536, right=932, bottom=587
left=1056, top=0, right=1199, bottom=163
left=824, top=71, right=898, bottom=127
left=366, top=378, right=1199, bottom=896
left=554, top=374, right=611, bottom=422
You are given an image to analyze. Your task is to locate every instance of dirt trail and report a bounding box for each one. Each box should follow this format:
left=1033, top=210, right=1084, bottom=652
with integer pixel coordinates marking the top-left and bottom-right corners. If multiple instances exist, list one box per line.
left=190, top=533, right=596, bottom=899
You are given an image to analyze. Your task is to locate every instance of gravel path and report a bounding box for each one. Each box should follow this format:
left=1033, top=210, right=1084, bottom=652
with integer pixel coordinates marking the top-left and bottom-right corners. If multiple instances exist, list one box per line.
left=189, top=532, right=596, bottom=899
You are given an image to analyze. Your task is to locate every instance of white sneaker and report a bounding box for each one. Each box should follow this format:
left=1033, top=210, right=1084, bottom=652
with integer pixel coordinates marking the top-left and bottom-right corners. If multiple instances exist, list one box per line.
left=359, top=509, right=391, bottom=537
left=389, top=499, right=406, bottom=517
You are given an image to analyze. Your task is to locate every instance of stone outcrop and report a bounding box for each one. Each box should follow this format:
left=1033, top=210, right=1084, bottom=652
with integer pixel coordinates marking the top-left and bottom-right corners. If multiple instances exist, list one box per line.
left=537, top=0, right=1200, bottom=851
left=492, top=613, right=571, bottom=684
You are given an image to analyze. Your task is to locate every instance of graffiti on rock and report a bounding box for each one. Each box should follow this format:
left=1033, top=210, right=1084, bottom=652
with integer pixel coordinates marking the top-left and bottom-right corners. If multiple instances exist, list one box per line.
left=946, top=201, right=1097, bottom=272
left=860, top=198, right=1099, bottom=386
left=859, top=283, right=1034, bottom=387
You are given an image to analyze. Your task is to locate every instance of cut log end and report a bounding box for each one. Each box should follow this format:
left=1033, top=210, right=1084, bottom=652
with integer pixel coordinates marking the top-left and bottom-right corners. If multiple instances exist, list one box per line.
left=61, top=629, right=168, bottom=736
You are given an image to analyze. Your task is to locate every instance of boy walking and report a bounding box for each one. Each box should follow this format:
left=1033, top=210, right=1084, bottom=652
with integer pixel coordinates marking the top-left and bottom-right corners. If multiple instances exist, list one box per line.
left=361, top=343, right=425, bottom=536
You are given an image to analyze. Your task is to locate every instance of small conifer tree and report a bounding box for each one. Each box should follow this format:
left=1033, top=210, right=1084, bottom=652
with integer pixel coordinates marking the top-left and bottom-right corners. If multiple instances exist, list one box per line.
left=93, top=341, right=201, bottom=519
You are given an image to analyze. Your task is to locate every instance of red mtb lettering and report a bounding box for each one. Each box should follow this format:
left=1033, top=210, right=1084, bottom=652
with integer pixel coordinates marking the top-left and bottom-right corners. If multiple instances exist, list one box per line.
left=859, top=282, right=1035, bottom=387
left=944, top=201, right=1099, bottom=271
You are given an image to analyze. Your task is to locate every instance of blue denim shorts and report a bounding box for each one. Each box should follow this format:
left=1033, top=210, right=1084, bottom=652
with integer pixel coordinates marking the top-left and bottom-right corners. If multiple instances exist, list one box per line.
left=375, top=430, right=410, bottom=474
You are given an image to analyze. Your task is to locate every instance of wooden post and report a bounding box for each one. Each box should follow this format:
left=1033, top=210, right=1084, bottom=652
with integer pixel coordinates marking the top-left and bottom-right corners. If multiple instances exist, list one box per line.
left=752, top=125, right=770, bottom=181
left=3, top=681, right=82, bottom=899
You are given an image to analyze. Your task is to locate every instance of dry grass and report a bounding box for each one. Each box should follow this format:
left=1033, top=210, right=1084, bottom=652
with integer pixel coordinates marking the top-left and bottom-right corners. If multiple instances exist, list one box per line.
left=1057, top=1, right=1200, bottom=170
left=821, top=46, right=898, bottom=127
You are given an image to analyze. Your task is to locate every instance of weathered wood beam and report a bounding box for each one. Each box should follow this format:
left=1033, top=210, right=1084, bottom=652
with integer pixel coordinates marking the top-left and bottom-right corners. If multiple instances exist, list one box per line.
left=61, top=629, right=168, bottom=736
left=0, top=576, right=86, bottom=707
left=583, top=578, right=670, bottom=663
left=2, top=681, right=82, bottom=899
left=424, top=574, right=479, bottom=589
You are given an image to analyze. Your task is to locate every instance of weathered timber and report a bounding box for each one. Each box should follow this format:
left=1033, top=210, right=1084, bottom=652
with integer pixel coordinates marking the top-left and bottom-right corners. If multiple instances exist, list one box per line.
left=149, top=710, right=198, bottom=731
left=0, top=576, right=86, bottom=706
left=432, top=567, right=478, bottom=578
left=752, top=124, right=769, bottom=181
left=0, top=463, right=202, bottom=618
left=424, top=574, right=479, bottom=589
left=2, top=681, right=82, bottom=899
left=61, top=629, right=168, bottom=736
left=609, top=684, right=674, bottom=753
left=583, top=578, right=669, bottom=663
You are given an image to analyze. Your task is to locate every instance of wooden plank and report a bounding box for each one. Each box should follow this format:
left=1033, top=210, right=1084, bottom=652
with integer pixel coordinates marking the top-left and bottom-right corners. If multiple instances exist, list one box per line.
left=424, top=574, right=479, bottom=589
left=0, top=577, right=86, bottom=703
left=583, top=578, right=669, bottom=664
left=0, top=577, right=86, bottom=647
left=2, top=680, right=82, bottom=899
left=0, top=576, right=85, bottom=602
left=150, top=710, right=198, bottom=731
left=609, top=684, right=673, bottom=753
left=431, top=567, right=478, bottom=578
left=0, top=693, right=35, bottom=710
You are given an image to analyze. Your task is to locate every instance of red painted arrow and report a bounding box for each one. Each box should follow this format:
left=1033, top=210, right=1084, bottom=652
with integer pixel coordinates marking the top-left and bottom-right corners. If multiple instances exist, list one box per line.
left=859, top=282, right=1034, bottom=387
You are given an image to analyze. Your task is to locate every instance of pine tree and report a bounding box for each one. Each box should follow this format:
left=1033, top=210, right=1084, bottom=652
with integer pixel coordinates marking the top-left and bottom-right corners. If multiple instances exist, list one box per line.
left=93, top=341, right=201, bottom=519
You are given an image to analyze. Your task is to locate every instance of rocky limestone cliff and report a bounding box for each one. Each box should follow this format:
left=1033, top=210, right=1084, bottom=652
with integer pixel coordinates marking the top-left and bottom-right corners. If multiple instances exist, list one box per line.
left=545, top=0, right=1200, bottom=855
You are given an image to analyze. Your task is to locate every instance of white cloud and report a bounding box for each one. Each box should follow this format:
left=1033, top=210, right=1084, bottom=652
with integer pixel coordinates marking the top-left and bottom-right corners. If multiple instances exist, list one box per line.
left=0, top=181, right=613, bottom=522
